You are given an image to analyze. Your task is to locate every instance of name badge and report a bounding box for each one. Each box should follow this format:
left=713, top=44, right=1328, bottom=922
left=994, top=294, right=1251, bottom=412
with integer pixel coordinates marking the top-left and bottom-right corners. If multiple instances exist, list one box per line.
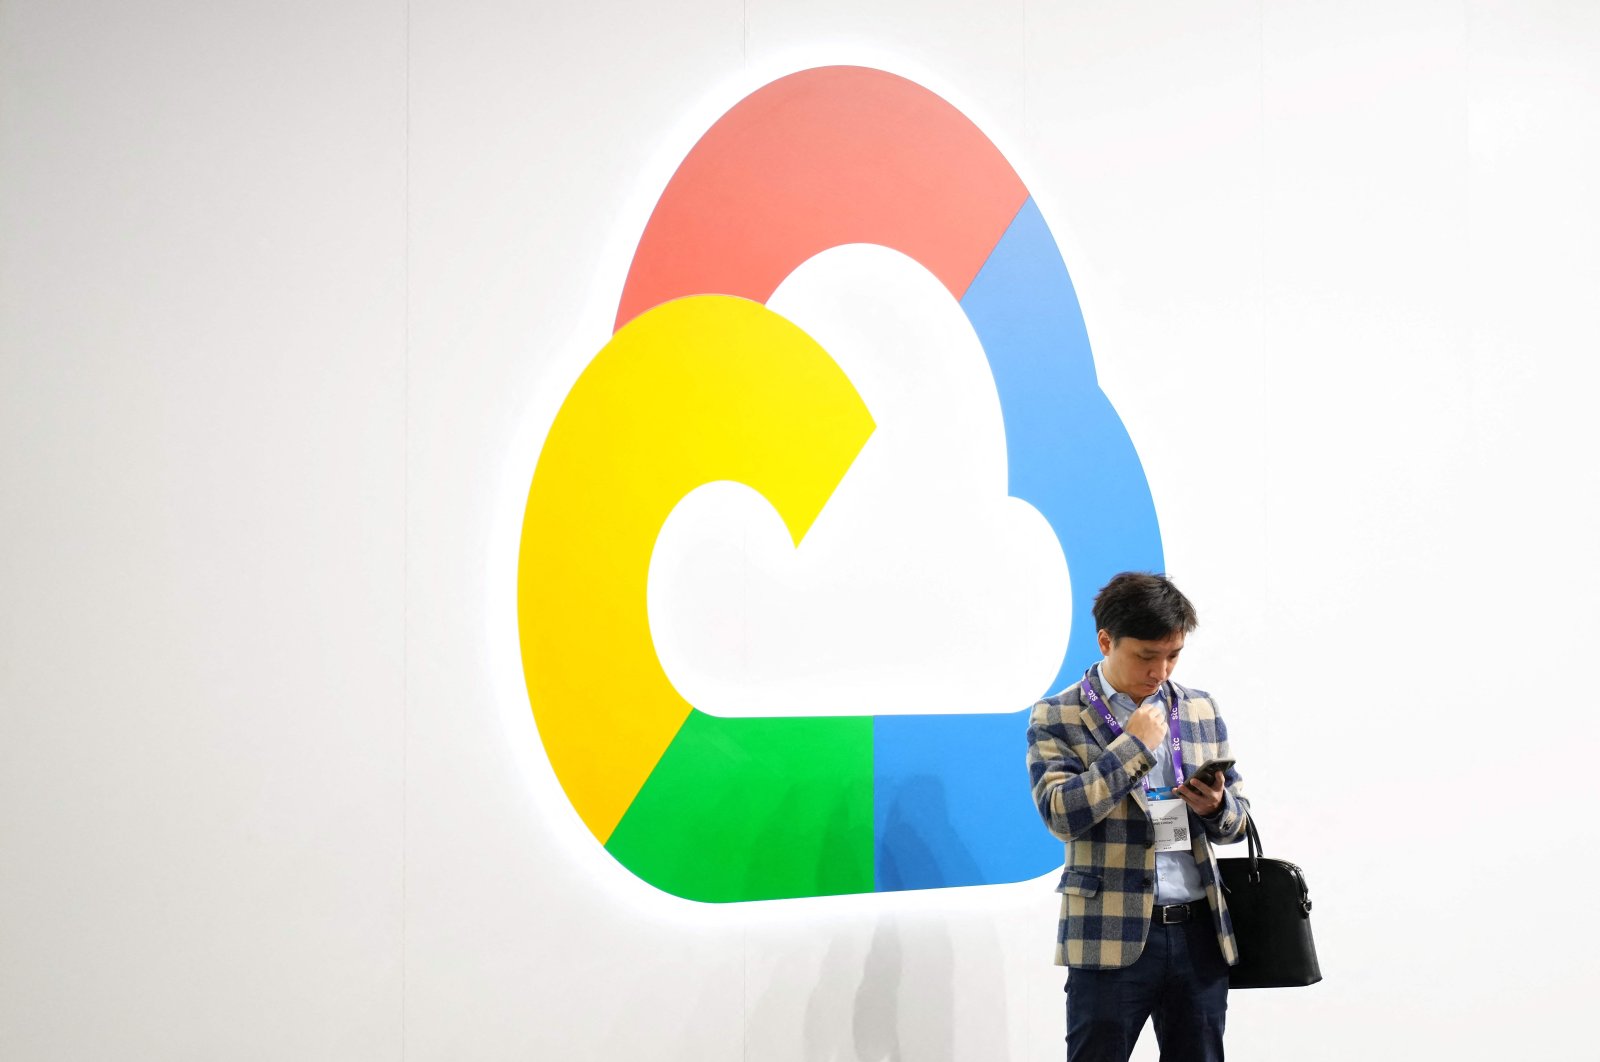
left=1148, top=794, right=1191, bottom=854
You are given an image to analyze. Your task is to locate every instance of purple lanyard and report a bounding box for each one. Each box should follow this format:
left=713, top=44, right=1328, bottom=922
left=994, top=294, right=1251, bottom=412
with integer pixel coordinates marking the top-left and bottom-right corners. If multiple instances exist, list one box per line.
left=1080, top=667, right=1185, bottom=790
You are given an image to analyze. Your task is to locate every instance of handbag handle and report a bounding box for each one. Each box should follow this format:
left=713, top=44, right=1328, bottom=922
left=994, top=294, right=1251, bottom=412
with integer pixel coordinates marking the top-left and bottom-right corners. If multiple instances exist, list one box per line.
left=1242, top=814, right=1264, bottom=883
left=1234, top=813, right=1313, bottom=916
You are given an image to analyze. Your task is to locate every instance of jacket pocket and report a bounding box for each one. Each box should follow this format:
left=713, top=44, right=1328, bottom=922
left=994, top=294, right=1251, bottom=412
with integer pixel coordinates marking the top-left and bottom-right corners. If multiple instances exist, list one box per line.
left=1055, top=869, right=1102, bottom=897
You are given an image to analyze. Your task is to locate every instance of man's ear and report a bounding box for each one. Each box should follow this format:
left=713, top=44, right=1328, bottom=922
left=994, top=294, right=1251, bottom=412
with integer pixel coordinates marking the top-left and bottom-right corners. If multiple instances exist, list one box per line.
left=1097, top=629, right=1113, bottom=657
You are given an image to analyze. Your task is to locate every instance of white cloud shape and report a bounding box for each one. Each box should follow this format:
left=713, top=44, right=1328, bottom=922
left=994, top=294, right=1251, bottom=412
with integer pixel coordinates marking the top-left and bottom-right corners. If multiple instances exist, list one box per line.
left=647, top=244, right=1071, bottom=717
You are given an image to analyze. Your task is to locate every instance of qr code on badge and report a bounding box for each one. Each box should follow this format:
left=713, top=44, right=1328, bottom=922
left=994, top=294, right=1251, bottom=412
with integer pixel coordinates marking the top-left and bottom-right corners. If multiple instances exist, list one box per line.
left=1172, top=827, right=1189, bottom=844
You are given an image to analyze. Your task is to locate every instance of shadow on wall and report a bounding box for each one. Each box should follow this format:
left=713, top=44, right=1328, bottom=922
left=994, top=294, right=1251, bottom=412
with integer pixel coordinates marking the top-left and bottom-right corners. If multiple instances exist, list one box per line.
left=742, top=776, right=874, bottom=901
left=849, top=916, right=956, bottom=1062
left=741, top=774, right=1015, bottom=1059
left=836, top=778, right=978, bottom=1061
left=842, top=776, right=968, bottom=1061
left=747, top=902, right=1017, bottom=1062
left=876, top=775, right=982, bottom=892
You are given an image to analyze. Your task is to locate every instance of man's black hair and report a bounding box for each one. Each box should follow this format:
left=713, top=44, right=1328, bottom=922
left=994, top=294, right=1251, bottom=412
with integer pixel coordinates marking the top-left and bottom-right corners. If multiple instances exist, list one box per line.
left=1092, top=572, right=1198, bottom=642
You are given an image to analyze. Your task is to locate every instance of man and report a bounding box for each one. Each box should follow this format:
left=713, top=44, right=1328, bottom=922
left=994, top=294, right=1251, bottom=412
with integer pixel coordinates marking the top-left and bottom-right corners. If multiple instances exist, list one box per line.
left=1026, top=572, right=1249, bottom=1062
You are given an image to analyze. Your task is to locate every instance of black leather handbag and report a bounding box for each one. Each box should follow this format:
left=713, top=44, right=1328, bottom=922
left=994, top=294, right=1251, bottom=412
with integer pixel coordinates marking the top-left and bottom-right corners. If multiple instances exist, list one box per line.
left=1217, top=816, right=1322, bottom=988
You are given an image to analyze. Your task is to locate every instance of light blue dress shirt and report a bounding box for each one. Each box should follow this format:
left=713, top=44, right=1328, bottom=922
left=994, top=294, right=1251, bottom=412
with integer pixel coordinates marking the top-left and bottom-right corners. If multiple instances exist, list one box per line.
left=1096, top=662, right=1205, bottom=904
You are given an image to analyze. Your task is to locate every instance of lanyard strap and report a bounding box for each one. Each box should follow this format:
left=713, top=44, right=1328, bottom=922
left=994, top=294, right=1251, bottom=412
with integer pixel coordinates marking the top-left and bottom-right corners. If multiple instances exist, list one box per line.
left=1080, top=667, right=1186, bottom=790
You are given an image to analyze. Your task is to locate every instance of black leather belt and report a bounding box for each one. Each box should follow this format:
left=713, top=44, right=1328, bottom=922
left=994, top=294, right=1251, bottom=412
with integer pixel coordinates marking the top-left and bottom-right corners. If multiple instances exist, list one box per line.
left=1151, top=901, right=1205, bottom=924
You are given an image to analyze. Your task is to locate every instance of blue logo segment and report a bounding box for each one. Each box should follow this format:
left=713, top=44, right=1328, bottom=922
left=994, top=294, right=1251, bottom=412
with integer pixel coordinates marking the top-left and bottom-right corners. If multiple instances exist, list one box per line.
left=872, top=197, right=1165, bottom=891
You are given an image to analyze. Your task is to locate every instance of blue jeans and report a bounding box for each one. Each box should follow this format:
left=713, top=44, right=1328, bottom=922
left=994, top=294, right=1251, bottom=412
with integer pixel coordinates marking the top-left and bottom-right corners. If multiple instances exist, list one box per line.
left=1064, top=911, right=1229, bottom=1062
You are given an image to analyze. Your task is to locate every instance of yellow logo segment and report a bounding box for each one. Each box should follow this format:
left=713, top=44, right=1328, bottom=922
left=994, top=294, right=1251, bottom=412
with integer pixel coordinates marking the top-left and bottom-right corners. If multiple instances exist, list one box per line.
left=517, top=295, right=876, bottom=843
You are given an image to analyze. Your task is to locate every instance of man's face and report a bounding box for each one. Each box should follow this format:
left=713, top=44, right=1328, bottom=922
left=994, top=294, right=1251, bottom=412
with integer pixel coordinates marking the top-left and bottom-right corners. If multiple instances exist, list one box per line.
left=1097, top=629, right=1186, bottom=702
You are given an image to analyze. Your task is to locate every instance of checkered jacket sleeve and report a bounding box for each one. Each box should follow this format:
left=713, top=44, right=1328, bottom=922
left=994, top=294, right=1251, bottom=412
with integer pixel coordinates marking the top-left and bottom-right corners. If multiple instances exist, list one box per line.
left=1196, top=708, right=1248, bottom=844
left=1026, top=690, right=1156, bottom=842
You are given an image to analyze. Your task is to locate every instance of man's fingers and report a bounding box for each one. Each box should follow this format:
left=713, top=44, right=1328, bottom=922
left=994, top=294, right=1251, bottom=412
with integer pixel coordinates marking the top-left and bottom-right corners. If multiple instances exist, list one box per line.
left=1177, top=777, right=1222, bottom=814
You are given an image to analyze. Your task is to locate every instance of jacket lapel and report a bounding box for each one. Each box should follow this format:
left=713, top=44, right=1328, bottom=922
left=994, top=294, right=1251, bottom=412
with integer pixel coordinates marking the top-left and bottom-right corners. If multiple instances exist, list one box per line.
left=1171, top=685, right=1215, bottom=866
left=1078, top=668, right=1121, bottom=750
left=1172, top=683, right=1207, bottom=783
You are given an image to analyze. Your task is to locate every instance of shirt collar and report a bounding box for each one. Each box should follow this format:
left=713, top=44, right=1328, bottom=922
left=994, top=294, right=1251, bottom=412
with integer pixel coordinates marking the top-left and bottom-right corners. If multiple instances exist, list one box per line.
left=1096, top=661, right=1164, bottom=707
left=1095, top=661, right=1128, bottom=703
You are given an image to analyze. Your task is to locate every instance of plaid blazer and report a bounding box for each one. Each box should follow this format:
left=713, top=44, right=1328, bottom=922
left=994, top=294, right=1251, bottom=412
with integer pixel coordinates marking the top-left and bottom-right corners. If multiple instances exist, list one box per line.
left=1026, top=672, right=1250, bottom=969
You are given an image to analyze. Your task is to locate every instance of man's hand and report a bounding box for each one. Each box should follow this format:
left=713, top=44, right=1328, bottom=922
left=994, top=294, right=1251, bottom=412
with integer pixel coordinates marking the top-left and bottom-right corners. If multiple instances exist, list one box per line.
left=1124, top=702, right=1168, bottom=750
left=1177, top=772, right=1225, bottom=817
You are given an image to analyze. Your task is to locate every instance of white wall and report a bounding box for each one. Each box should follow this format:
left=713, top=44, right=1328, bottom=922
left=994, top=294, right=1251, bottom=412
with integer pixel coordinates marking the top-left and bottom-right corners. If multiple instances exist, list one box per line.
left=3, top=1, right=1597, bottom=1059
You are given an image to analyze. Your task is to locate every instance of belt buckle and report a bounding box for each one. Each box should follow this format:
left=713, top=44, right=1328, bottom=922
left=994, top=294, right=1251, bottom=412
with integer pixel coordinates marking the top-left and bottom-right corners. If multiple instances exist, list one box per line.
left=1159, top=903, right=1187, bottom=924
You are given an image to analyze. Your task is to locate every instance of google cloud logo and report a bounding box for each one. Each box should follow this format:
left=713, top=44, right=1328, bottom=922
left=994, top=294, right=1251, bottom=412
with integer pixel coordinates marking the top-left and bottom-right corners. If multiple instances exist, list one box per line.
left=517, top=66, right=1162, bottom=902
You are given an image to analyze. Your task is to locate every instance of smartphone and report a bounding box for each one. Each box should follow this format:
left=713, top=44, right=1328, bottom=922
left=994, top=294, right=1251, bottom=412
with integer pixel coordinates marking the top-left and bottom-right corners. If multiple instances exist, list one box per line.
left=1188, top=758, right=1235, bottom=787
